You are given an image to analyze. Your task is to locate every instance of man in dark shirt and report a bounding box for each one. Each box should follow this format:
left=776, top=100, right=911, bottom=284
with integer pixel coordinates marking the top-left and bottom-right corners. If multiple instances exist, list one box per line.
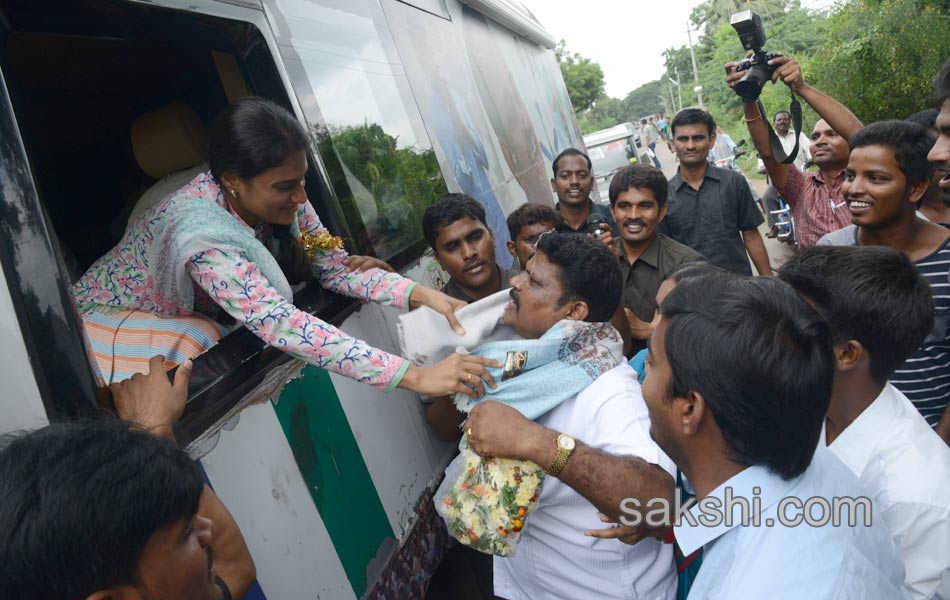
left=659, top=109, right=772, bottom=276
left=550, top=148, right=619, bottom=240
left=422, top=193, right=517, bottom=303
left=609, top=164, right=703, bottom=354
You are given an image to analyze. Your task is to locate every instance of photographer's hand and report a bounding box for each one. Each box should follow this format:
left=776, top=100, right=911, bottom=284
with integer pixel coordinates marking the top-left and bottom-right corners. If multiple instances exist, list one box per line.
left=767, top=55, right=864, bottom=142
left=768, top=55, right=806, bottom=93
left=725, top=60, right=791, bottom=189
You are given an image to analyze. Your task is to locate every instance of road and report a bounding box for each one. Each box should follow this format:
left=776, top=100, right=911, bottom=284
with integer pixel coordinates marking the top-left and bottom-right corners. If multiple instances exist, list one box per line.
left=650, top=141, right=797, bottom=274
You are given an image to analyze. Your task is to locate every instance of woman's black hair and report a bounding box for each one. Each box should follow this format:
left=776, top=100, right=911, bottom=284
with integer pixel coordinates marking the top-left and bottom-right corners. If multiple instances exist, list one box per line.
left=208, top=97, right=313, bottom=283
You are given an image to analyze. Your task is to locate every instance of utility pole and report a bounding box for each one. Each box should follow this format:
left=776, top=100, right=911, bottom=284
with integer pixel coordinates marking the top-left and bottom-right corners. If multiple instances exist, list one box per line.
left=686, top=21, right=704, bottom=109
left=659, top=95, right=671, bottom=117
left=665, top=75, right=678, bottom=113
left=675, top=68, right=684, bottom=111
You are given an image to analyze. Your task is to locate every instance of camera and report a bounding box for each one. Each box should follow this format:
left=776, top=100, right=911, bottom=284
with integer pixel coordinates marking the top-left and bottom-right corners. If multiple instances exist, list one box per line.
left=730, top=11, right=782, bottom=103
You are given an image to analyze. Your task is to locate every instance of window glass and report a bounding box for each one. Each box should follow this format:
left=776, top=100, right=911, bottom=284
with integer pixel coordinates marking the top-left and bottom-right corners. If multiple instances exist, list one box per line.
left=274, top=0, right=447, bottom=263
left=395, top=0, right=450, bottom=20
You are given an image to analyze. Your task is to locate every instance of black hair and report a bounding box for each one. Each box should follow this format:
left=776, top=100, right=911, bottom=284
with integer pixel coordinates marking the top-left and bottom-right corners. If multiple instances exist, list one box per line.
left=208, top=97, right=313, bottom=283
left=906, top=108, right=938, bottom=130
left=506, top=203, right=562, bottom=241
left=535, top=232, right=621, bottom=322
left=551, top=148, right=593, bottom=178
left=421, top=193, right=488, bottom=250
left=773, top=110, right=791, bottom=122
left=778, top=246, right=934, bottom=383
left=0, top=418, right=205, bottom=600
left=671, top=108, right=716, bottom=137
left=934, top=59, right=950, bottom=107
left=666, top=261, right=733, bottom=285
left=659, top=276, right=834, bottom=480
left=608, top=164, right=669, bottom=208
left=849, top=120, right=935, bottom=190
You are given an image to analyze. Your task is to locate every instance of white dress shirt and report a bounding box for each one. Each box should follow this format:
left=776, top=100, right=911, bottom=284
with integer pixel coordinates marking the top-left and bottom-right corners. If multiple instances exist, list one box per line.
left=493, top=363, right=677, bottom=600
left=824, top=384, right=950, bottom=599
left=676, top=447, right=907, bottom=599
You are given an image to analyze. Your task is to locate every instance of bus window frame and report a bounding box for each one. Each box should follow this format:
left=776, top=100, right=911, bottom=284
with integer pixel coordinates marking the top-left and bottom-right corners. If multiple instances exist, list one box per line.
left=0, top=0, right=377, bottom=445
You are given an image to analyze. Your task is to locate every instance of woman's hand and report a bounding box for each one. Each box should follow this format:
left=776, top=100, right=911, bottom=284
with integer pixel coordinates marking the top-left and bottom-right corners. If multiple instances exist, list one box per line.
left=345, top=255, right=394, bottom=273
left=409, top=285, right=467, bottom=335
left=399, top=353, right=501, bottom=399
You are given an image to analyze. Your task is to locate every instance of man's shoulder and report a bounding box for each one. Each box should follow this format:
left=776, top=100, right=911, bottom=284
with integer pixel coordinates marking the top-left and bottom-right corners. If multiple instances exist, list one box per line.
left=816, top=225, right=858, bottom=246
left=656, top=234, right=704, bottom=264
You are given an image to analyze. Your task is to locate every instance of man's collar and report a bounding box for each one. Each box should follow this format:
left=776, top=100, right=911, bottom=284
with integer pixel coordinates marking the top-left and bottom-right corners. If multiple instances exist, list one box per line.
left=618, top=234, right=661, bottom=268
left=672, top=163, right=720, bottom=190
left=674, top=456, right=804, bottom=555
left=824, top=384, right=902, bottom=477
left=810, top=168, right=847, bottom=186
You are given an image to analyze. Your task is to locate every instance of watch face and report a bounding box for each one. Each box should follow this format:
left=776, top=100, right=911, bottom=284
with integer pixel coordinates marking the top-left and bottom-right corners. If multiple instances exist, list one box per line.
left=558, top=434, right=575, bottom=450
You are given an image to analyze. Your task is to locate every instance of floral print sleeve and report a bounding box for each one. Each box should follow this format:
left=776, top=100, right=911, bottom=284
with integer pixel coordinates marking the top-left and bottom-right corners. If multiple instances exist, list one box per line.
left=297, top=202, right=415, bottom=309
left=186, top=247, right=408, bottom=391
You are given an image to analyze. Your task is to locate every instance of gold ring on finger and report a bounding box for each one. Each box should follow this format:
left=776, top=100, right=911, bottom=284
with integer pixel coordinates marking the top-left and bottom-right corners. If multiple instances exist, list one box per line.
left=467, top=372, right=472, bottom=382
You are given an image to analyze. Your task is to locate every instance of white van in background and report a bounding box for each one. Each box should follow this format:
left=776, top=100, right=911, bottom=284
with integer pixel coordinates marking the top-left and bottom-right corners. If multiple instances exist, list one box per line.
left=583, top=122, right=648, bottom=204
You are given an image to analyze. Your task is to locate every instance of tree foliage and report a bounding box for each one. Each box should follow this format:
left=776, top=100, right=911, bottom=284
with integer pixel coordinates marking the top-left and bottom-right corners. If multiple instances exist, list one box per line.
left=565, top=0, right=948, bottom=140
left=809, top=0, right=950, bottom=123
left=555, top=40, right=606, bottom=113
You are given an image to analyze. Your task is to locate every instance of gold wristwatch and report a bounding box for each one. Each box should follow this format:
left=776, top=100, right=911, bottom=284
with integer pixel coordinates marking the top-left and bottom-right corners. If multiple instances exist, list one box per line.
left=546, top=433, right=576, bottom=477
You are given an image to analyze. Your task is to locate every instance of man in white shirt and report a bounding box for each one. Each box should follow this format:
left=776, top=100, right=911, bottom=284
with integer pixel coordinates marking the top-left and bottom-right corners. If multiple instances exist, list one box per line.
left=463, top=232, right=676, bottom=600
left=780, top=246, right=950, bottom=599
left=759, top=110, right=813, bottom=231
left=640, top=274, right=906, bottom=598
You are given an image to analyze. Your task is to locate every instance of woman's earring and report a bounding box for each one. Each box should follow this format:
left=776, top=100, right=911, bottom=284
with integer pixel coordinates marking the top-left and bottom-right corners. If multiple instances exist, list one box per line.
left=230, top=189, right=238, bottom=198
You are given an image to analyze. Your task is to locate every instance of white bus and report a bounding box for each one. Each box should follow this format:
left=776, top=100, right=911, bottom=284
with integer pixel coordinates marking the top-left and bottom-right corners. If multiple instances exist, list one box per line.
left=0, top=0, right=582, bottom=597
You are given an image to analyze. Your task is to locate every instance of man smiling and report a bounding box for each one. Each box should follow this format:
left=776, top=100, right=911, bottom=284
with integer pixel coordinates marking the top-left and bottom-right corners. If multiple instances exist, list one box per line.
left=608, top=164, right=702, bottom=354
left=659, top=109, right=771, bottom=276
left=550, top=148, right=618, bottom=240
left=422, top=193, right=517, bottom=303
left=818, top=120, right=950, bottom=442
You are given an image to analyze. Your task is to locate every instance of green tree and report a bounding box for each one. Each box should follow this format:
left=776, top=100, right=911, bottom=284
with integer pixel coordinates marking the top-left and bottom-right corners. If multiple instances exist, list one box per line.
left=555, top=40, right=606, bottom=113
left=809, top=0, right=950, bottom=123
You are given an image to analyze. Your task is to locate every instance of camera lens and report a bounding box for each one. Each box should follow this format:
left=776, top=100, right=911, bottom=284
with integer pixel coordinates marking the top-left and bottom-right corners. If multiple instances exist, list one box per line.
left=736, top=63, right=770, bottom=103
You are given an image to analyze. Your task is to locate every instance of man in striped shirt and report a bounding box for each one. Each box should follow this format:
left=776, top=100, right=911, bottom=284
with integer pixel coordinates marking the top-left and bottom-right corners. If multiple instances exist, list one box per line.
left=817, top=120, right=950, bottom=444
left=726, top=55, right=860, bottom=247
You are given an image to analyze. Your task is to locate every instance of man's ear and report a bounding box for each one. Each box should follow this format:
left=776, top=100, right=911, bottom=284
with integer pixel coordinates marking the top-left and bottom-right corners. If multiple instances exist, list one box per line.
left=908, top=177, right=931, bottom=205
left=658, top=203, right=669, bottom=222
left=834, top=340, right=866, bottom=373
left=672, top=390, right=703, bottom=436
left=550, top=178, right=557, bottom=194
left=563, top=299, right=590, bottom=322
left=506, top=239, right=518, bottom=258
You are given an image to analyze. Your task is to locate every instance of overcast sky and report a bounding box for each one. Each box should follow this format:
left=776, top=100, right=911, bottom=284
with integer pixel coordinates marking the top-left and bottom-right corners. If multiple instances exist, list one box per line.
left=520, top=0, right=837, bottom=99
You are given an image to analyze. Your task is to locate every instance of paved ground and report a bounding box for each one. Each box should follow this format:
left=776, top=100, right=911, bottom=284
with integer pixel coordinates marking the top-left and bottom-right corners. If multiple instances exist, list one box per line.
left=650, top=141, right=797, bottom=273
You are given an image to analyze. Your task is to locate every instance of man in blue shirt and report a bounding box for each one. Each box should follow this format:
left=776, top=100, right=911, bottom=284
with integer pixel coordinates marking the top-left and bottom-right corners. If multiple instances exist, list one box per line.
left=640, top=274, right=905, bottom=598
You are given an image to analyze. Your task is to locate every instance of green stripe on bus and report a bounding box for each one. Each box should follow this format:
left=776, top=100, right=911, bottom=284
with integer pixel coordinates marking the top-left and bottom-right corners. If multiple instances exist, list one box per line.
left=272, top=365, right=394, bottom=598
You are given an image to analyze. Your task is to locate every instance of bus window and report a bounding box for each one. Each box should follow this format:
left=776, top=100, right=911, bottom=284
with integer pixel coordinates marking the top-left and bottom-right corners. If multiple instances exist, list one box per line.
left=273, top=0, right=448, bottom=269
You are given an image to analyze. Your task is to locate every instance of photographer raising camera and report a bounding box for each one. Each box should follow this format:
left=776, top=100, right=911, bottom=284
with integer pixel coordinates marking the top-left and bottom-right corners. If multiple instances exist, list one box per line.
left=725, top=10, right=863, bottom=248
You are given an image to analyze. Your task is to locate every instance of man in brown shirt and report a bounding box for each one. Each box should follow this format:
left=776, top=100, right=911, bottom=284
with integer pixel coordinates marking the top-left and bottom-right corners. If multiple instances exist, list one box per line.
left=609, top=164, right=703, bottom=353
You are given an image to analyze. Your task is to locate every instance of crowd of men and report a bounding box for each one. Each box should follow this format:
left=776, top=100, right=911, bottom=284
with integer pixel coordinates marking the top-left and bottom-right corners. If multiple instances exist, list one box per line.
left=1, top=55, right=949, bottom=600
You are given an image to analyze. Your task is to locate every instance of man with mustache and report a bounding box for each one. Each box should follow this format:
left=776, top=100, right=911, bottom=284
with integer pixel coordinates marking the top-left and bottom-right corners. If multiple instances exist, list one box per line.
left=608, top=164, right=702, bottom=354
left=0, top=356, right=256, bottom=600
left=422, top=193, right=518, bottom=303
left=550, top=148, right=619, bottom=241
left=463, top=233, right=676, bottom=600
left=907, top=108, right=950, bottom=227
left=658, top=108, right=772, bottom=276
left=726, top=55, right=858, bottom=247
